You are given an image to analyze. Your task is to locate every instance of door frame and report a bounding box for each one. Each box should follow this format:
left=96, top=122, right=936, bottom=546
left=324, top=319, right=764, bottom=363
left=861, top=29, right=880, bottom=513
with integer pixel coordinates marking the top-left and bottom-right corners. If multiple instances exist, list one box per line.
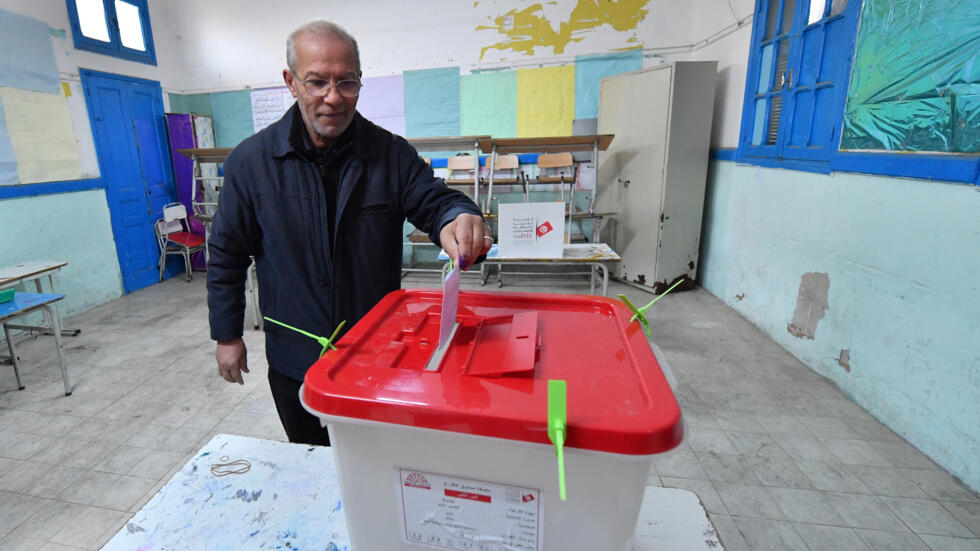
left=79, top=68, right=177, bottom=293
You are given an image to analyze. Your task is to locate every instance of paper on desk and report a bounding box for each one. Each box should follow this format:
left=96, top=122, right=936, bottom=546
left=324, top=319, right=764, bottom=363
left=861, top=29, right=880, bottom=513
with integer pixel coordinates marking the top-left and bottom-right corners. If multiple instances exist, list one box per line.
left=439, top=264, right=460, bottom=349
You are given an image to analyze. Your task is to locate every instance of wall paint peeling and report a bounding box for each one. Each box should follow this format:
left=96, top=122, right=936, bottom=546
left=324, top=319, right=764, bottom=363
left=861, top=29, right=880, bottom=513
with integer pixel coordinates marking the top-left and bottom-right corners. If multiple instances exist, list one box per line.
left=700, top=160, right=980, bottom=491
left=788, top=272, right=830, bottom=339
left=477, top=0, right=650, bottom=59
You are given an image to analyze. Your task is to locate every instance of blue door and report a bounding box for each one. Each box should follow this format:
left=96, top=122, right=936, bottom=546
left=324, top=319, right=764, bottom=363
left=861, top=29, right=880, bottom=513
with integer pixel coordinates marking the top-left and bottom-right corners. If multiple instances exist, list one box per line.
left=81, top=69, right=176, bottom=293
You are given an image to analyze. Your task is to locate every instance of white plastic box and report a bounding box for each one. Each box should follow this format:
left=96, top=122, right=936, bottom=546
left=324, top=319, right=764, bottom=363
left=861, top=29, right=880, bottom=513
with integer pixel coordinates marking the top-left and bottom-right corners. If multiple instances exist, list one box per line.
left=301, top=289, right=683, bottom=551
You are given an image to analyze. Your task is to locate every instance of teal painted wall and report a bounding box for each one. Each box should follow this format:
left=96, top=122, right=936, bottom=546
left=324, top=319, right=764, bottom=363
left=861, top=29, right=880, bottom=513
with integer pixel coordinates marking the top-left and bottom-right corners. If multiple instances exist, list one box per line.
left=0, top=189, right=123, bottom=318
left=699, top=160, right=980, bottom=490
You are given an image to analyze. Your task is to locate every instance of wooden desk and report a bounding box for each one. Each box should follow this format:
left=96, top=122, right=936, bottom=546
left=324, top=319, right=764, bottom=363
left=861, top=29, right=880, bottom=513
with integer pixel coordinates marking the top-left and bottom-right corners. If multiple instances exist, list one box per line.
left=476, top=135, right=615, bottom=217
left=0, top=261, right=79, bottom=337
left=442, top=243, right=621, bottom=296
left=100, top=434, right=718, bottom=550
left=407, top=135, right=489, bottom=204
left=1, top=292, right=72, bottom=395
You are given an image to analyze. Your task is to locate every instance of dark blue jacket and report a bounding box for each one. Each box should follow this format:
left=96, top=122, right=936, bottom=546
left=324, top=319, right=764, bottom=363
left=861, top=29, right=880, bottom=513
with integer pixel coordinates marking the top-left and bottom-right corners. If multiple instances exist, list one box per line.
left=207, top=106, right=480, bottom=381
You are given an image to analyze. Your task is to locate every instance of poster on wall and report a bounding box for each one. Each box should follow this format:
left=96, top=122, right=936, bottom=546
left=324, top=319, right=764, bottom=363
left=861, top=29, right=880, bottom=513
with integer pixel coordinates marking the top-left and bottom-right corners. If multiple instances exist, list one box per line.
left=251, top=87, right=295, bottom=133
left=498, top=201, right=565, bottom=258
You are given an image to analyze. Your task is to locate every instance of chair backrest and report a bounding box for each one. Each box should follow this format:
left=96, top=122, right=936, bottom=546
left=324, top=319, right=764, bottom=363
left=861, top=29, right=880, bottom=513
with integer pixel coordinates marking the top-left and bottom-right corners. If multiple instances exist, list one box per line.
left=446, top=155, right=479, bottom=181
left=493, top=154, right=520, bottom=170
left=537, top=153, right=573, bottom=170
left=537, top=152, right=575, bottom=181
left=153, top=219, right=169, bottom=250
left=162, top=202, right=188, bottom=233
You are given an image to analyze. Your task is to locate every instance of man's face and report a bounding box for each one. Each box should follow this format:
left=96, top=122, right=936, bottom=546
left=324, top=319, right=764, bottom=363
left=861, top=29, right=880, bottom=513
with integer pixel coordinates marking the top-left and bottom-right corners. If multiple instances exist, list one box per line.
left=284, top=33, right=360, bottom=147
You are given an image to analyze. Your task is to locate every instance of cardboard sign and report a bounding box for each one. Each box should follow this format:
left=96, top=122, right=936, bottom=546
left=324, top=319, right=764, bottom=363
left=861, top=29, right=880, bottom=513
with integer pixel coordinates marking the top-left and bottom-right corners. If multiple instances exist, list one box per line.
left=499, top=202, right=565, bottom=258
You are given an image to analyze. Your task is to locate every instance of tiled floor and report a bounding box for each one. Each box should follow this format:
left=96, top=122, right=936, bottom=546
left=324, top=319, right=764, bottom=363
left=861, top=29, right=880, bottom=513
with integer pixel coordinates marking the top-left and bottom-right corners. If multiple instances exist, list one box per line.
left=0, top=272, right=977, bottom=550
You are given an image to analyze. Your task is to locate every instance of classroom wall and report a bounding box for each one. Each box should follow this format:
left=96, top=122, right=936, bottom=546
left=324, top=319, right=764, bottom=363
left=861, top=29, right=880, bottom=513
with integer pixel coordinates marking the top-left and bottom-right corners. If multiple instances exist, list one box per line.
left=683, top=3, right=980, bottom=491
left=163, top=0, right=749, bottom=93
left=0, top=190, right=123, bottom=316
left=699, top=162, right=980, bottom=490
left=0, top=1, right=185, bottom=311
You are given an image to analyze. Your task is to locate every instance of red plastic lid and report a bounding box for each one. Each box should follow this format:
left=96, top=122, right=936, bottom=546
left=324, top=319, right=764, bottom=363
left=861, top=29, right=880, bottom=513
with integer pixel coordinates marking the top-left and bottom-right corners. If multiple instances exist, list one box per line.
left=302, top=289, right=683, bottom=455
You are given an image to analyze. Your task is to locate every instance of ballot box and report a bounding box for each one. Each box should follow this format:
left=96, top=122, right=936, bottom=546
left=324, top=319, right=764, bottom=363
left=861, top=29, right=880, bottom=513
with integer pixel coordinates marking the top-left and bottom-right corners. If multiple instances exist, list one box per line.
left=301, top=289, right=683, bottom=551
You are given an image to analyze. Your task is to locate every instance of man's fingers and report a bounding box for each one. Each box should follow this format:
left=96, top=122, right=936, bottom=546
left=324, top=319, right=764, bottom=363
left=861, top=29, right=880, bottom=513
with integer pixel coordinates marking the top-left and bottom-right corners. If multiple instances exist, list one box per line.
left=440, top=222, right=460, bottom=267
left=455, top=220, right=475, bottom=270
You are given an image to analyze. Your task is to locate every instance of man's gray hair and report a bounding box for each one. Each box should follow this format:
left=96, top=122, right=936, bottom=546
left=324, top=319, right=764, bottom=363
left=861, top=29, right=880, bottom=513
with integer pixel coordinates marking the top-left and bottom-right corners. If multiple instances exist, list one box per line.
left=286, top=20, right=360, bottom=73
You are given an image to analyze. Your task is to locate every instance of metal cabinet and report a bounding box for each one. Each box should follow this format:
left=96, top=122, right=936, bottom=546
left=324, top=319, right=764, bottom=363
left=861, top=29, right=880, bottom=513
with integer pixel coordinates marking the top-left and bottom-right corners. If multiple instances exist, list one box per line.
left=596, top=61, right=717, bottom=292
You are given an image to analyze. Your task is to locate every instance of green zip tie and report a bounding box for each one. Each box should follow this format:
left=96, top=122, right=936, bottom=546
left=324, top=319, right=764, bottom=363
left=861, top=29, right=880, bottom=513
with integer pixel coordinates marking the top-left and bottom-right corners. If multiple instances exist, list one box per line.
left=617, top=278, right=685, bottom=336
left=547, top=379, right=567, bottom=501
left=263, top=317, right=346, bottom=357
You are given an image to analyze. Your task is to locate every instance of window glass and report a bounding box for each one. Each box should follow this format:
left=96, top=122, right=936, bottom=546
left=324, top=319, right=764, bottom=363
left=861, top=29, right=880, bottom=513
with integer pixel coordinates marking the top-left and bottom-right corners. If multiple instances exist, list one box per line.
left=780, top=0, right=797, bottom=34
left=77, top=0, right=110, bottom=42
left=764, top=0, right=779, bottom=41
left=808, top=0, right=827, bottom=25
left=115, top=0, right=146, bottom=51
left=830, top=0, right=847, bottom=16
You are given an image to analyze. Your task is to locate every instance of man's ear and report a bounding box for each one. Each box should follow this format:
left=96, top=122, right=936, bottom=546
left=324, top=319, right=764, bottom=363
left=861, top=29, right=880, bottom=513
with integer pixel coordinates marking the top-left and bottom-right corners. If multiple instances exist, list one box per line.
left=283, top=69, right=298, bottom=98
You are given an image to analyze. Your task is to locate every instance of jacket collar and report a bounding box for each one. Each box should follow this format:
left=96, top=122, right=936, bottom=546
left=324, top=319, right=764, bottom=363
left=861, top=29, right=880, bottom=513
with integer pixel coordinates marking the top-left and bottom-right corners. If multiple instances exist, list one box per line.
left=271, top=103, right=381, bottom=161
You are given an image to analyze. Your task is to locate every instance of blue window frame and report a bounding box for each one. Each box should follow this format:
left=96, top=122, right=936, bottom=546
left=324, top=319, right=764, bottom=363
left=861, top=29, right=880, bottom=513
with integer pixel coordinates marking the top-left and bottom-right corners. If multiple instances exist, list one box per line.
left=735, top=0, right=980, bottom=185
left=66, top=0, right=156, bottom=65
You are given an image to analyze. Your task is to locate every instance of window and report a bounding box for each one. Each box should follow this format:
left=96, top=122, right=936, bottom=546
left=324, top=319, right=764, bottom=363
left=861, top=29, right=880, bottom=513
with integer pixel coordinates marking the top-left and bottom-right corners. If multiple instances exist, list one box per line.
left=738, top=0, right=859, bottom=169
left=66, top=0, right=156, bottom=65
left=736, top=0, right=980, bottom=184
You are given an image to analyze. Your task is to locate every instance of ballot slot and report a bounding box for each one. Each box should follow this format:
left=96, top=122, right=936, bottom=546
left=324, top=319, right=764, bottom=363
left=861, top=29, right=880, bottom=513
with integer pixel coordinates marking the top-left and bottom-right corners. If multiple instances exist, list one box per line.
left=383, top=307, right=539, bottom=376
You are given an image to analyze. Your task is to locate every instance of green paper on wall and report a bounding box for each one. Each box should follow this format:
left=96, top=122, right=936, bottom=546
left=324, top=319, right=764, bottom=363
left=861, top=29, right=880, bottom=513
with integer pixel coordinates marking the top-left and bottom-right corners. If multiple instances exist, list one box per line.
left=461, top=70, right=517, bottom=138
left=404, top=67, right=460, bottom=138
left=210, top=90, right=253, bottom=148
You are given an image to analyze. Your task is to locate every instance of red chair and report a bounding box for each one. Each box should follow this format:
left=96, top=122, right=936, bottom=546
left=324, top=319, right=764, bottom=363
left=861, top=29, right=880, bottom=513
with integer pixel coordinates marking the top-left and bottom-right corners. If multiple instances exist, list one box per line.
left=155, top=203, right=205, bottom=282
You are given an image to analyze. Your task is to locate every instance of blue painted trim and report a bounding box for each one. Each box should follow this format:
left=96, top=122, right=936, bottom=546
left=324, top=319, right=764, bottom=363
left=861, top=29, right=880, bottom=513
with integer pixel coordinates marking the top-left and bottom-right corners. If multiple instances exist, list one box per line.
left=831, top=152, right=979, bottom=184
left=430, top=153, right=541, bottom=169
left=65, top=0, right=156, bottom=66
left=79, top=67, right=160, bottom=88
left=733, top=0, right=979, bottom=186
left=0, top=178, right=102, bottom=200
left=711, top=149, right=737, bottom=161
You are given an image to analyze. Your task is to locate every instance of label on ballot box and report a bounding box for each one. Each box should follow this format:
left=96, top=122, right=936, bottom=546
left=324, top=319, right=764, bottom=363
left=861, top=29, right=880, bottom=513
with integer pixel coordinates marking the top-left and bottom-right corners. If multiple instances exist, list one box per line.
left=398, top=468, right=541, bottom=550
left=498, top=202, right=564, bottom=258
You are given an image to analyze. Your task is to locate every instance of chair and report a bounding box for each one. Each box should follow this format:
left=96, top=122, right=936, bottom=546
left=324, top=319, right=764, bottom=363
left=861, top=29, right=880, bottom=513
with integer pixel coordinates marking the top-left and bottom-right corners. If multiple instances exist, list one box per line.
left=534, top=153, right=577, bottom=207
left=155, top=202, right=205, bottom=282
left=445, top=155, right=482, bottom=204
left=485, top=154, right=523, bottom=213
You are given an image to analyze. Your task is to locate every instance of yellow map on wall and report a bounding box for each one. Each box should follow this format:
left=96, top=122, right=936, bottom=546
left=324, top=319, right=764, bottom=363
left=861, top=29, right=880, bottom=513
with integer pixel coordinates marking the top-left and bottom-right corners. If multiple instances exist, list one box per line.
left=479, top=0, right=650, bottom=59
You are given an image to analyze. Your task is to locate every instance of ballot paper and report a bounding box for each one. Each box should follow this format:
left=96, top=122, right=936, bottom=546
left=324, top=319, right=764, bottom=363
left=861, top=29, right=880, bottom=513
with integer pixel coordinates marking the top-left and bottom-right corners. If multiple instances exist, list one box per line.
left=439, top=264, right=460, bottom=348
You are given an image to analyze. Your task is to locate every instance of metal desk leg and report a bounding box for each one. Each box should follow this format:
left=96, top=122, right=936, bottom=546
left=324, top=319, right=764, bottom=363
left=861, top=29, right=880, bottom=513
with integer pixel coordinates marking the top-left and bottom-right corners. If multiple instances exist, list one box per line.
left=3, top=323, right=25, bottom=390
left=590, top=264, right=597, bottom=295
left=41, top=274, right=81, bottom=337
left=600, top=264, right=609, bottom=297
left=42, top=305, right=71, bottom=396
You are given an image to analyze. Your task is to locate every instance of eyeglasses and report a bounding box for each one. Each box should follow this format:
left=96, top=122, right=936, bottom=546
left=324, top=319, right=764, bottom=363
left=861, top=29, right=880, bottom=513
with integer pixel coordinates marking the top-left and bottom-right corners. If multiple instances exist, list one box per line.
left=294, top=75, right=361, bottom=98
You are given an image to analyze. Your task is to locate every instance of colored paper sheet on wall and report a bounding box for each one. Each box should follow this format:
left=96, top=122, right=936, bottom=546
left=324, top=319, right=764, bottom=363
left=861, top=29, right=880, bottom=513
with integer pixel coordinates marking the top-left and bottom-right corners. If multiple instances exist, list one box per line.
left=0, top=9, right=60, bottom=94
left=0, top=99, right=18, bottom=185
left=841, top=0, right=980, bottom=152
left=574, top=50, right=642, bottom=120
left=461, top=70, right=517, bottom=138
left=517, top=65, right=574, bottom=137
left=169, top=93, right=213, bottom=116
left=210, top=90, right=254, bottom=148
left=0, top=86, right=81, bottom=183
left=358, top=74, right=406, bottom=137
left=404, top=67, right=460, bottom=138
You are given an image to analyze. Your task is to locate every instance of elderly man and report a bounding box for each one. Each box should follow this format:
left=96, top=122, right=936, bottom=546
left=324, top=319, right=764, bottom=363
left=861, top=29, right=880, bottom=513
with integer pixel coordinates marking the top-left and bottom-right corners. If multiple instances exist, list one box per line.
left=207, top=20, right=490, bottom=446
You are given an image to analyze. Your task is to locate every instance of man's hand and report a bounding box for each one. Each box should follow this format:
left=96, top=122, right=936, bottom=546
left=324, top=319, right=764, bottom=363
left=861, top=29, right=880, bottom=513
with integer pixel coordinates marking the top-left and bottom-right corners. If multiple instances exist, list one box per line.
left=440, top=213, right=492, bottom=271
left=216, top=338, right=249, bottom=385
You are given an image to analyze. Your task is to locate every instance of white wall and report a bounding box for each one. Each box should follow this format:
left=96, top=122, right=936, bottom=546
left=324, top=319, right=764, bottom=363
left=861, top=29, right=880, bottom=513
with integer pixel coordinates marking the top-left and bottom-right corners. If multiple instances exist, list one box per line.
left=160, top=0, right=744, bottom=92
